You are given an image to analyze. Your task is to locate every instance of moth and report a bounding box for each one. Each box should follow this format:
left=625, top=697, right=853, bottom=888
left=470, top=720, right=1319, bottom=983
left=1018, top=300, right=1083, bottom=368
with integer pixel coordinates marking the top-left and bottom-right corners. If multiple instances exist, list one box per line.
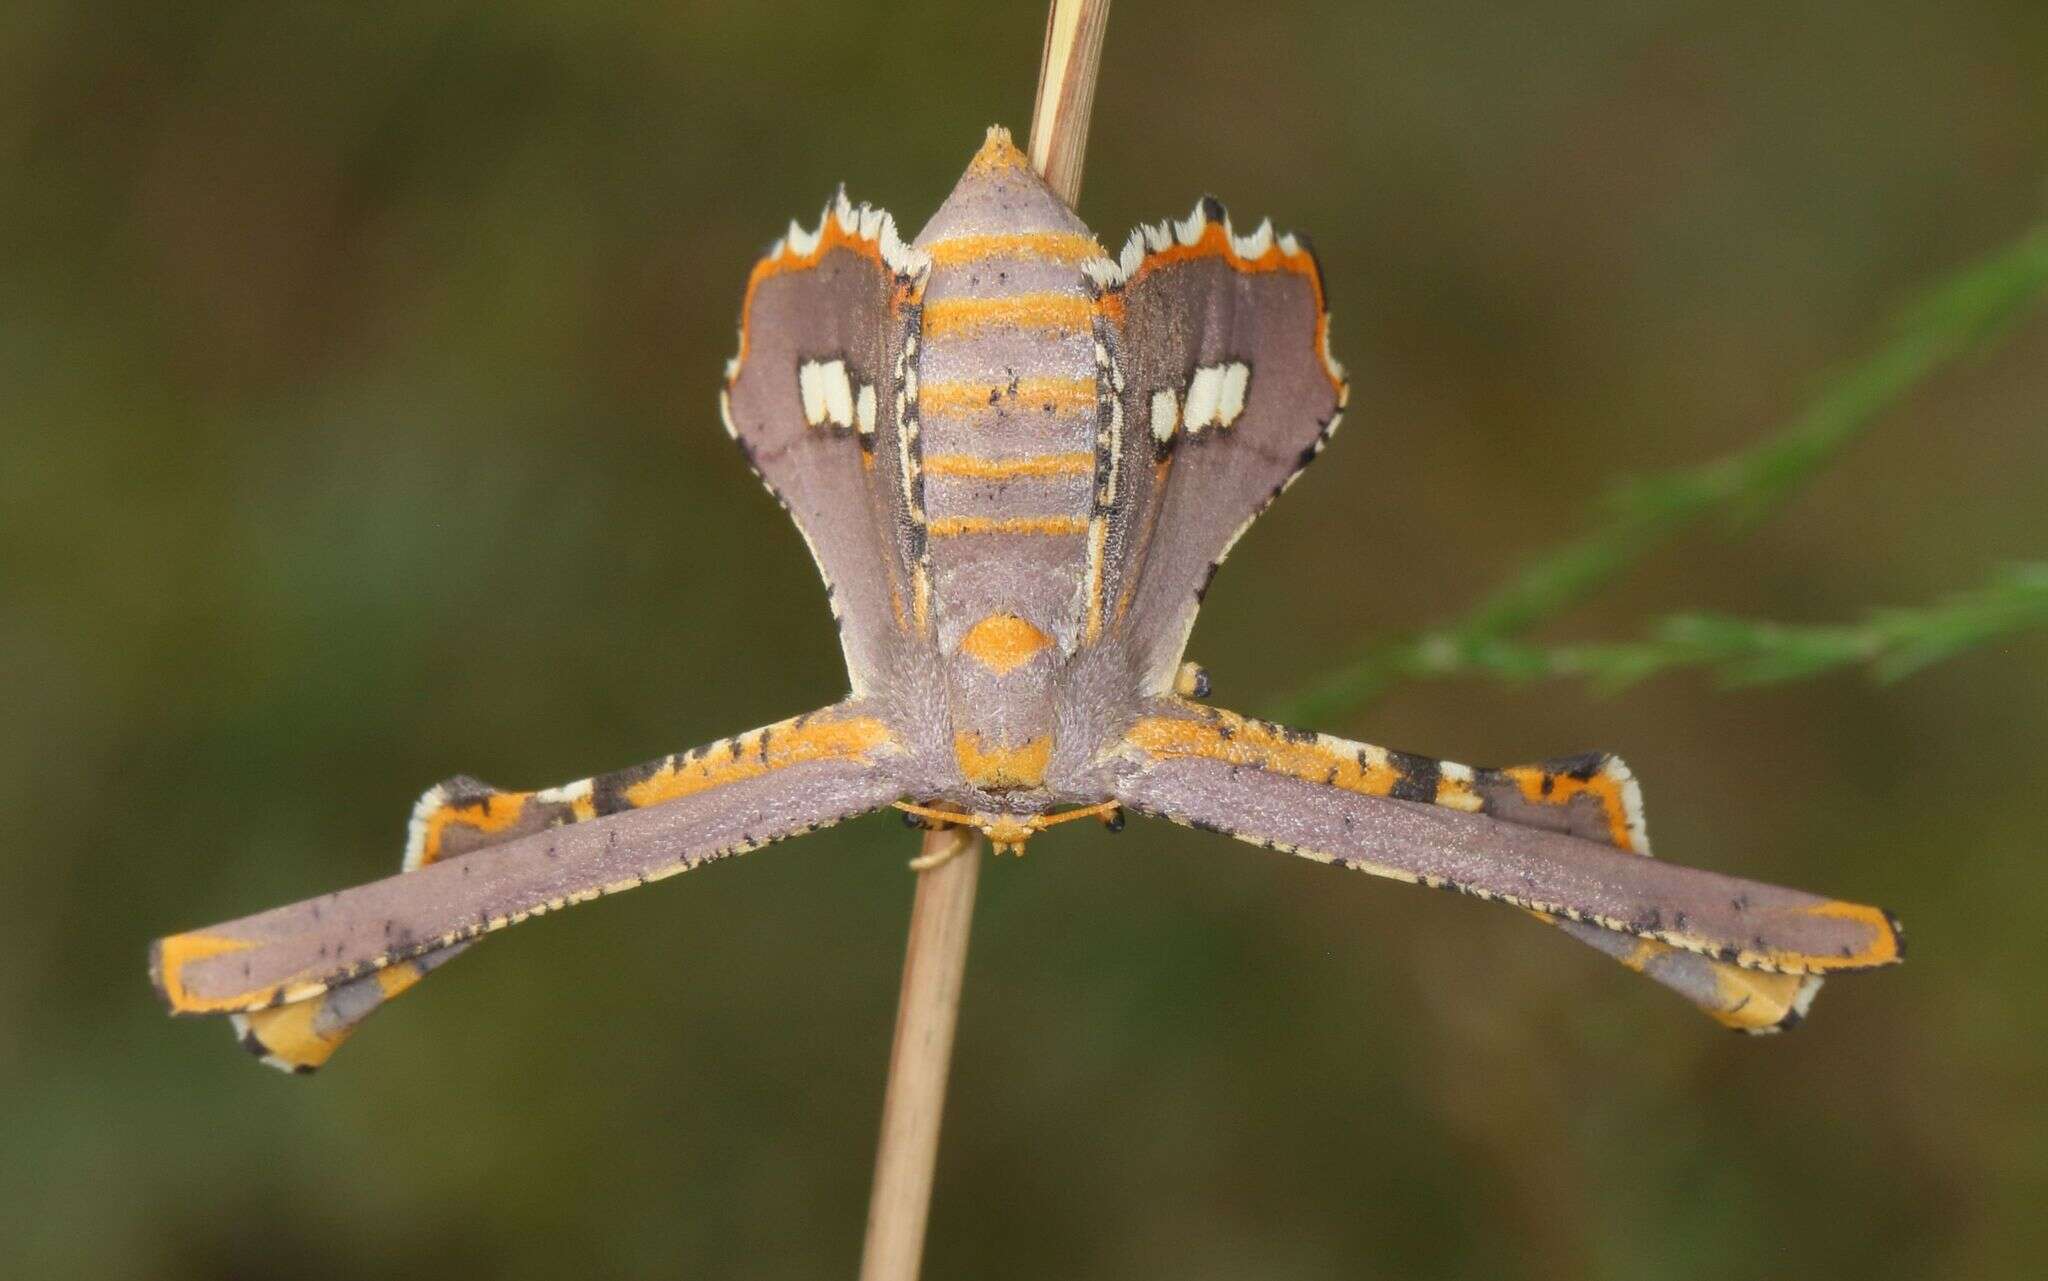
left=151, top=128, right=1901, bottom=1072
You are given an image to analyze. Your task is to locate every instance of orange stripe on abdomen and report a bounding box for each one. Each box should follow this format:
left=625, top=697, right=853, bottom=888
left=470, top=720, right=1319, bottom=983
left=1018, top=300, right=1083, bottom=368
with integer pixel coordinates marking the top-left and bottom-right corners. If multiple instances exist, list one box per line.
left=925, top=232, right=1103, bottom=268
left=923, top=293, right=1094, bottom=339
left=922, top=451, right=1095, bottom=480
left=920, top=376, right=1097, bottom=420
left=927, top=515, right=1089, bottom=538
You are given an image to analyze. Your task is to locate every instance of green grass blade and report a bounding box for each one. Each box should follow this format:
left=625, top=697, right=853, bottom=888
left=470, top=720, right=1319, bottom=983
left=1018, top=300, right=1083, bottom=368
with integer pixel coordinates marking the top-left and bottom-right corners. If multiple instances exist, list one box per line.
left=1278, top=224, right=2048, bottom=726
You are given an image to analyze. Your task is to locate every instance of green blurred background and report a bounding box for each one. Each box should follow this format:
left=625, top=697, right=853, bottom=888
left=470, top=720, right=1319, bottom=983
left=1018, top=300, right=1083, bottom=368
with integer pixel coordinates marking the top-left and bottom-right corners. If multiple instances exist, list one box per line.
left=6, top=2, right=2046, bottom=1277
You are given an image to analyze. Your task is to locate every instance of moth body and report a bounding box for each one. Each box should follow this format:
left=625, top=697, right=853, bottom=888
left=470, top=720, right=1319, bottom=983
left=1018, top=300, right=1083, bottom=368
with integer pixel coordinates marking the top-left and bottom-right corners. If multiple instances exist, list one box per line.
left=906, top=133, right=1112, bottom=818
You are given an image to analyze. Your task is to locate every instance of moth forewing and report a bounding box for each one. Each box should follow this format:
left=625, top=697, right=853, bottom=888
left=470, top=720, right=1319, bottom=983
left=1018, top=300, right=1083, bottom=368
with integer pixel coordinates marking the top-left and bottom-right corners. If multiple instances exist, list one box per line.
left=153, top=706, right=909, bottom=1068
left=1090, top=199, right=1347, bottom=695
left=722, top=192, right=932, bottom=695
left=1108, top=702, right=1902, bottom=980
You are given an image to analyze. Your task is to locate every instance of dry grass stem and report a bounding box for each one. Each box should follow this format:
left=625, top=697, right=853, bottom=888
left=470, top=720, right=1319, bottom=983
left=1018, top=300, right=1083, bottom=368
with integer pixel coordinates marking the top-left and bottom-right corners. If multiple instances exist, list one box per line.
left=857, top=8, right=1112, bottom=1276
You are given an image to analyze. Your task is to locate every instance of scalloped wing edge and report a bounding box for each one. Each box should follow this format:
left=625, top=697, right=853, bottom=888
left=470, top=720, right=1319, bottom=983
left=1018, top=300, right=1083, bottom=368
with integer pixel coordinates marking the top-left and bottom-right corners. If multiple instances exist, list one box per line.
left=1082, top=195, right=1347, bottom=392
left=722, top=188, right=929, bottom=385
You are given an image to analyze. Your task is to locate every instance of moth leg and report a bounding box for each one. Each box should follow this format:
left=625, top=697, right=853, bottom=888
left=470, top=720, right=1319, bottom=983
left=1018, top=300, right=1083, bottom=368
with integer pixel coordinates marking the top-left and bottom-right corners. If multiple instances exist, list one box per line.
left=909, top=829, right=996, bottom=871
left=897, top=802, right=974, bottom=870
left=159, top=704, right=908, bottom=1071
left=1109, top=701, right=1900, bottom=1013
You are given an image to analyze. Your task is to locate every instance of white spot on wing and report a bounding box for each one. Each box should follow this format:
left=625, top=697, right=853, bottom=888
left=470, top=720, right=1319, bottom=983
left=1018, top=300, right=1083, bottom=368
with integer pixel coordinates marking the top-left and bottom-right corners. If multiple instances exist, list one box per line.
left=797, top=360, right=828, bottom=426
left=1216, top=361, right=1250, bottom=426
left=1180, top=361, right=1252, bottom=432
left=1183, top=365, right=1224, bottom=432
left=821, top=359, right=854, bottom=428
left=1150, top=389, right=1180, bottom=443
left=855, top=382, right=877, bottom=437
left=798, top=358, right=855, bottom=429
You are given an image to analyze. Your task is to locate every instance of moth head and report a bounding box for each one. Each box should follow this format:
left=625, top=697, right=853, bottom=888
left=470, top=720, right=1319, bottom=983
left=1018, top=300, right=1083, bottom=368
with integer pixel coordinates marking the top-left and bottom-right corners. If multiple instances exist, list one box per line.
left=895, top=801, right=1123, bottom=859
left=980, top=812, right=1039, bottom=856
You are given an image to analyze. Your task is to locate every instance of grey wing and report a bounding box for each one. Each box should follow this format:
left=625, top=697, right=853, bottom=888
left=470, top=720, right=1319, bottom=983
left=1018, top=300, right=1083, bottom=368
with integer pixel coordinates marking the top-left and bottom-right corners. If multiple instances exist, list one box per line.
left=1088, top=201, right=1346, bottom=691
left=151, top=705, right=910, bottom=1068
left=1108, top=702, right=1902, bottom=978
left=1489, top=761, right=1830, bottom=1033
left=722, top=193, right=931, bottom=694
